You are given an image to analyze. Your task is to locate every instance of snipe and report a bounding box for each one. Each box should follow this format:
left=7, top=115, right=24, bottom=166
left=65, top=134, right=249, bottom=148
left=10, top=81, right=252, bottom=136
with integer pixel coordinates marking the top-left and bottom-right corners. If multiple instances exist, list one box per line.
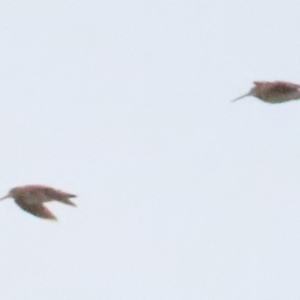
left=0, top=185, right=76, bottom=220
left=232, top=81, right=300, bottom=103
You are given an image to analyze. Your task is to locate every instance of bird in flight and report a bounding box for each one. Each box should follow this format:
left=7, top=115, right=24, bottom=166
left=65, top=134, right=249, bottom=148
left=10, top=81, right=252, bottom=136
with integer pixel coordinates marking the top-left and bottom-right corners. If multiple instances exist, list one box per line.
left=232, top=81, right=300, bottom=103
left=0, top=185, right=76, bottom=220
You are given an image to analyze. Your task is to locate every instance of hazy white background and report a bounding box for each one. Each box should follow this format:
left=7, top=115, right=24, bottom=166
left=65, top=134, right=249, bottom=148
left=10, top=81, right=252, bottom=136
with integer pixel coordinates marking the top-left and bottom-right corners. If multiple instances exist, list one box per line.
left=0, top=1, right=300, bottom=299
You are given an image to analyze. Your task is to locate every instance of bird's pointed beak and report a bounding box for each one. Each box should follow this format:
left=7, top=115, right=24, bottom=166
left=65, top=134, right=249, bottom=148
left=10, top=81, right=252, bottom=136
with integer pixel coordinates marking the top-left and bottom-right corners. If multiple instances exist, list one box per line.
left=0, top=194, right=10, bottom=201
left=231, top=92, right=251, bottom=102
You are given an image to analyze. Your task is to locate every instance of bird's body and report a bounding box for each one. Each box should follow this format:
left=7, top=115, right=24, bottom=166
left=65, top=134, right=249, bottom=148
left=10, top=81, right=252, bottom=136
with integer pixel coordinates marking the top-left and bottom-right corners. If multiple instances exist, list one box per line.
left=0, top=185, right=76, bottom=220
left=232, top=81, right=300, bottom=103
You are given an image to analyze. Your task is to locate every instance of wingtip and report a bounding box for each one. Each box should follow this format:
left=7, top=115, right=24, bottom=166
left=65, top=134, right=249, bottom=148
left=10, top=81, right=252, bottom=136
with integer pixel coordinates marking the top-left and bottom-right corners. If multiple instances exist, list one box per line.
left=41, top=214, right=58, bottom=221
left=65, top=199, right=77, bottom=206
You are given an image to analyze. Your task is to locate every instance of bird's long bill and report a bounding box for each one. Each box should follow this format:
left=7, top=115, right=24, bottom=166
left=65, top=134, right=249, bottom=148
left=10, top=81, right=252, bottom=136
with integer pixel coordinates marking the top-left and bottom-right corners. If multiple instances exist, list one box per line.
left=0, top=194, right=9, bottom=200
left=231, top=93, right=250, bottom=102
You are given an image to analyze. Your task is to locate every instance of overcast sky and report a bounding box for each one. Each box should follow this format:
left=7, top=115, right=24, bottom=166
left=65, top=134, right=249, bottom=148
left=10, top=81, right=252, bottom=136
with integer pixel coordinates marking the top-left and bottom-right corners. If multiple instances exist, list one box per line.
left=0, top=1, right=300, bottom=299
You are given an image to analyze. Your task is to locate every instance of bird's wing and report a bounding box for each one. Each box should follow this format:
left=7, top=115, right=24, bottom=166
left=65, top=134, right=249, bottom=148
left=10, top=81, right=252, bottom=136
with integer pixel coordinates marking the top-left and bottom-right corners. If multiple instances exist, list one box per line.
left=15, top=200, right=57, bottom=220
left=43, top=187, right=77, bottom=200
left=42, top=188, right=77, bottom=206
left=254, top=81, right=300, bottom=89
left=274, top=81, right=300, bottom=89
left=60, top=198, right=76, bottom=206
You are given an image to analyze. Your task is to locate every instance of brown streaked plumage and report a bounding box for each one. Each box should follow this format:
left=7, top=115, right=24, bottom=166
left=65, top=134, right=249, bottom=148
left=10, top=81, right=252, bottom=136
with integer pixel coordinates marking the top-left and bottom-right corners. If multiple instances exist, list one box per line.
left=232, top=81, right=300, bottom=103
left=0, top=185, right=76, bottom=220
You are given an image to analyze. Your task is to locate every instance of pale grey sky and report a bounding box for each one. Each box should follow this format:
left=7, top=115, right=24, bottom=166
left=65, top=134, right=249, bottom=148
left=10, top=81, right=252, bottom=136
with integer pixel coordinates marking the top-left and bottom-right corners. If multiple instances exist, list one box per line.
left=0, top=1, right=300, bottom=299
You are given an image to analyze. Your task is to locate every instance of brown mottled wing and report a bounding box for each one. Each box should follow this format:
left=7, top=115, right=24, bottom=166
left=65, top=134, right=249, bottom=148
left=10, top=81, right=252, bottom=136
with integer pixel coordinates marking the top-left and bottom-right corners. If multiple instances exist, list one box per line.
left=15, top=200, right=57, bottom=220
left=254, top=81, right=300, bottom=89
left=44, top=187, right=76, bottom=200
left=254, top=81, right=300, bottom=98
left=269, top=81, right=300, bottom=94
left=43, top=187, right=77, bottom=206
left=274, top=81, right=300, bottom=89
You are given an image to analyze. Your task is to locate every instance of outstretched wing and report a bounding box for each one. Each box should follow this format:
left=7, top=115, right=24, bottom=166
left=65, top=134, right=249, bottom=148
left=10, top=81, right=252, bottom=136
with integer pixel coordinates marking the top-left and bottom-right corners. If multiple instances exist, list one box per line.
left=15, top=200, right=57, bottom=220
left=42, top=187, right=77, bottom=205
